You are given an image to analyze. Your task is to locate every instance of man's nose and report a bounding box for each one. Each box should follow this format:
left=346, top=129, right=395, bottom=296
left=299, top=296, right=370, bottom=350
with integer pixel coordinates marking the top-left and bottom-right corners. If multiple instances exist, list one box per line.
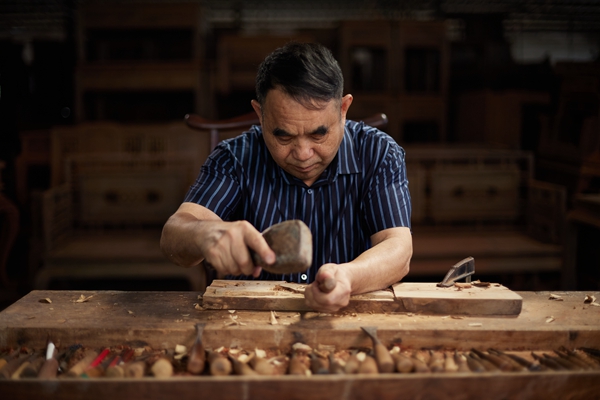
left=293, top=138, right=313, bottom=160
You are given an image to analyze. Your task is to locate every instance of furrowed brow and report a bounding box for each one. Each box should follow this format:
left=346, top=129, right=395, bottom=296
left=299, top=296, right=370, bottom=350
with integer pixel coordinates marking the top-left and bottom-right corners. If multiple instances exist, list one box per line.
left=310, top=126, right=329, bottom=135
left=272, top=127, right=291, bottom=137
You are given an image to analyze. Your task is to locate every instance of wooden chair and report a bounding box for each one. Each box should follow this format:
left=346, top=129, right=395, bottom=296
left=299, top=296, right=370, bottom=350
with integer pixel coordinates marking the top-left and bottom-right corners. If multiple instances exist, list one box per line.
left=184, top=112, right=389, bottom=150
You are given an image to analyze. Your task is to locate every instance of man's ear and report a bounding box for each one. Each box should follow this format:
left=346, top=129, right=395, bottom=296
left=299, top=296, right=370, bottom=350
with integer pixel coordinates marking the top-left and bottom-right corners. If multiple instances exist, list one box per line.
left=251, top=100, right=263, bottom=125
left=340, top=94, right=353, bottom=120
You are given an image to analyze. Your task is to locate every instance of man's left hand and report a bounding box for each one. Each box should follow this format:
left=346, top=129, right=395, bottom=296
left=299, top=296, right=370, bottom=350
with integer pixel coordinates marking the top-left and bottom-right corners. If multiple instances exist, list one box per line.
left=304, top=264, right=352, bottom=312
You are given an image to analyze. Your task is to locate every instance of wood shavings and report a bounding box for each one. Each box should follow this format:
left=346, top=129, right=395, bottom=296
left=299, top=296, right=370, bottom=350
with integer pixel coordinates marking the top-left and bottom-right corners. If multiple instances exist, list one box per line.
left=39, top=298, right=52, bottom=304
left=584, top=295, right=597, bottom=304
left=546, top=316, right=555, bottom=323
left=356, top=352, right=367, bottom=362
left=468, top=323, right=482, bottom=327
left=549, top=294, right=564, bottom=301
left=127, top=310, right=134, bottom=315
left=72, top=294, right=94, bottom=303
left=181, top=314, right=190, bottom=317
left=292, top=343, right=312, bottom=353
left=175, top=344, right=187, bottom=354
left=238, top=354, right=250, bottom=363
left=228, top=348, right=242, bottom=355
left=451, top=315, right=464, bottom=319
left=254, top=348, right=267, bottom=359
left=228, top=310, right=236, bottom=314
left=270, top=310, right=278, bottom=325
left=134, top=347, right=145, bottom=357
left=441, top=315, right=450, bottom=319
left=193, top=303, right=203, bottom=310
left=175, top=319, right=183, bottom=323
left=454, top=282, right=472, bottom=289
left=224, top=314, right=246, bottom=326
left=472, top=280, right=491, bottom=288
left=274, top=284, right=305, bottom=294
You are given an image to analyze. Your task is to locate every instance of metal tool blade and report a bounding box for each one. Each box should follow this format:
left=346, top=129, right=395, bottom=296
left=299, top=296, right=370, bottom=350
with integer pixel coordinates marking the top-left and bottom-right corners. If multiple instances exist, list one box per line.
left=437, top=256, right=475, bottom=287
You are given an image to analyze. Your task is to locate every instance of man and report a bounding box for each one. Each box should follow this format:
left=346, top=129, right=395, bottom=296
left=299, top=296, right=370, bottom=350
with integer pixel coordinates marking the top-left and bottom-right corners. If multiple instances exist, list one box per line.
left=161, top=42, right=412, bottom=312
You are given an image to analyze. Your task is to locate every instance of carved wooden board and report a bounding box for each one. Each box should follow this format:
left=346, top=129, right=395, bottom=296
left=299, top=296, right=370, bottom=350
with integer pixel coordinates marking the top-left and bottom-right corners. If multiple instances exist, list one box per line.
left=202, top=280, right=396, bottom=313
left=203, top=280, right=523, bottom=315
left=392, top=282, right=523, bottom=315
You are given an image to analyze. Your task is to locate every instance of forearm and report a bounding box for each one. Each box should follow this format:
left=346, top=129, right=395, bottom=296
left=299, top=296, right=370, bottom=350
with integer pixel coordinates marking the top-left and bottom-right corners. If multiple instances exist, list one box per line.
left=160, top=203, right=221, bottom=268
left=345, top=232, right=412, bottom=294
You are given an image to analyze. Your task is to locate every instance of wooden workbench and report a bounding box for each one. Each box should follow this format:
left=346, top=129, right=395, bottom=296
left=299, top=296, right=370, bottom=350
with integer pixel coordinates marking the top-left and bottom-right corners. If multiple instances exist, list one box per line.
left=1, top=290, right=600, bottom=399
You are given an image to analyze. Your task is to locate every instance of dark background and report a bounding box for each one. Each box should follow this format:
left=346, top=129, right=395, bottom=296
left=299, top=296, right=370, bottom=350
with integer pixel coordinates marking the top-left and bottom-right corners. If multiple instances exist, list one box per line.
left=1, top=0, right=599, bottom=307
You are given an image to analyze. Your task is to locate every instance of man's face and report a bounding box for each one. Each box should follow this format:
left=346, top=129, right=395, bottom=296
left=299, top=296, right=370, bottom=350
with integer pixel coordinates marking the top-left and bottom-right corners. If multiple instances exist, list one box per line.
left=251, top=88, right=353, bottom=187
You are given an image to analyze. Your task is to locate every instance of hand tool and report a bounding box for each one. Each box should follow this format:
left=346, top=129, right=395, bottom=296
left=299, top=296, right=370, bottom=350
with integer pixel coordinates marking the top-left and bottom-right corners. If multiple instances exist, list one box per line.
left=343, top=351, right=361, bottom=374
left=465, top=353, right=486, bottom=372
left=437, top=257, right=475, bottom=287
left=249, top=352, right=276, bottom=375
left=151, top=357, right=174, bottom=378
left=360, top=326, right=394, bottom=373
left=309, top=352, right=329, bottom=375
left=357, top=354, right=379, bottom=374
left=208, top=351, right=232, bottom=376
left=251, top=220, right=313, bottom=274
left=391, top=351, right=414, bottom=373
left=411, top=351, right=430, bottom=373
left=428, top=351, right=445, bottom=372
left=472, top=349, right=512, bottom=371
left=453, top=351, right=471, bottom=373
left=229, top=355, right=259, bottom=376
left=65, top=349, right=98, bottom=377
left=443, top=352, right=458, bottom=372
left=37, top=341, right=59, bottom=379
left=187, top=323, right=206, bottom=374
left=328, top=353, right=345, bottom=374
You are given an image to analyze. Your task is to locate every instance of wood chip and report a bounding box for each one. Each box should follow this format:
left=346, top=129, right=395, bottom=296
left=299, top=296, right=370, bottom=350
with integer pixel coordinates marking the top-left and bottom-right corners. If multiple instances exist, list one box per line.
left=451, top=315, right=464, bottom=319
left=73, top=294, right=94, bottom=303
left=292, top=343, right=312, bottom=353
left=549, top=293, right=563, bottom=301
left=472, top=280, right=491, bottom=288
left=468, top=323, right=482, bottom=327
left=127, top=310, right=134, bottom=315
left=228, top=310, right=236, bottom=314
left=39, top=298, right=52, bottom=304
left=255, top=348, right=267, bottom=359
left=546, top=316, right=555, bottom=323
left=584, top=295, right=597, bottom=304
left=270, top=310, right=278, bottom=325
left=455, top=282, right=472, bottom=289
left=175, top=344, right=187, bottom=354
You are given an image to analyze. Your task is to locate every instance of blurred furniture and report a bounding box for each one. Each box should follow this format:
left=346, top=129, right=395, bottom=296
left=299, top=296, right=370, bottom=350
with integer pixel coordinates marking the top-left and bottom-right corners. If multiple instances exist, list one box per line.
left=565, top=194, right=600, bottom=290
left=185, top=112, right=260, bottom=151
left=74, top=2, right=207, bottom=121
left=34, top=122, right=208, bottom=291
left=407, top=147, right=565, bottom=286
left=0, top=161, right=20, bottom=288
left=215, top=34, right=314, bottom=95
left=455, top=90, right=551, bottom=149
left=15, top=130, right=51, bottom=208
left=340, top=20, right=449, bottom=144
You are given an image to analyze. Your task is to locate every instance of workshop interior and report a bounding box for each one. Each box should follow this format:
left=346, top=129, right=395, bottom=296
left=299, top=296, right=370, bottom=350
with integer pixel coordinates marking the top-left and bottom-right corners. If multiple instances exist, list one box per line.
left=1, top=0, right=599, bottom=309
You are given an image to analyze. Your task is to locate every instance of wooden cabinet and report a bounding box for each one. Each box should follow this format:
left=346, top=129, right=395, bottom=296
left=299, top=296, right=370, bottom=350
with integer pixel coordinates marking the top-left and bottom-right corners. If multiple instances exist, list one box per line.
left=341, top=20, right=449, bottom=143
left=74, top=3, right=207, bottom=122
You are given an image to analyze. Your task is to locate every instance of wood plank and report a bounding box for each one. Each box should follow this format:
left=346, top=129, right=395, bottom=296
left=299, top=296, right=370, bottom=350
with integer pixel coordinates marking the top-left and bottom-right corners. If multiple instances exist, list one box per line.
left=1, top=290, right=599, bottom=351
left=392, top=282, right=523, bottom=315
left=203, top=280, right=396, bottom=313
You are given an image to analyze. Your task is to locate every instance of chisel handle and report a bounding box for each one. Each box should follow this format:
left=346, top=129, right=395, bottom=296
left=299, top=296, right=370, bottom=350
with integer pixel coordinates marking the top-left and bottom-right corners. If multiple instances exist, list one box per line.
left=318, top=276, right=336, bottom=293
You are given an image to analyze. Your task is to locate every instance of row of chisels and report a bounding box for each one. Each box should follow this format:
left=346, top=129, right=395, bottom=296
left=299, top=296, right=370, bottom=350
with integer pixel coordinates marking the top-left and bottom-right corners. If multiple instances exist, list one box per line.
left=1, top=325, right=599, bottom=378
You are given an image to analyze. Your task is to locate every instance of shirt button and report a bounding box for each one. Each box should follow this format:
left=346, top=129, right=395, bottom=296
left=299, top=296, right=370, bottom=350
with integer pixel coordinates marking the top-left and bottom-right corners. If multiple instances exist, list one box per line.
left=307, top=189, right=313, bottom=194
left=301, top=274, right=308, bottom=282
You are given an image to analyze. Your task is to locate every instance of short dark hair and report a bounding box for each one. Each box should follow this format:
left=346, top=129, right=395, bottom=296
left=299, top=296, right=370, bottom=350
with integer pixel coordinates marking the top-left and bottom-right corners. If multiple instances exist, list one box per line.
left=255, top=42, right=344, bottom=109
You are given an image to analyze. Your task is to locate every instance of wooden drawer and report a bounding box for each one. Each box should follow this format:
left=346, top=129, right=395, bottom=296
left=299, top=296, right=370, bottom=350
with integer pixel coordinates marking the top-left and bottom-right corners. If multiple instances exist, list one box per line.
left=430, top=165, right=520, bottom=222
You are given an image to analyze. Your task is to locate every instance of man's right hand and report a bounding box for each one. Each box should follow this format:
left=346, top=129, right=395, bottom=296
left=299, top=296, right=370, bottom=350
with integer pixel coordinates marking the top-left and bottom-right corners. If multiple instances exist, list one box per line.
left=199, top=220, right=275, bottom=277
left=160, top=202, right=275, bottom=277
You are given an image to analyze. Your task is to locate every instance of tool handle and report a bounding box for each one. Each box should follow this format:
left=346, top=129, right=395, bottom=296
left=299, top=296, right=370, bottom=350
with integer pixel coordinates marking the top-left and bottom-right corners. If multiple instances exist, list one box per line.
left=318, top=276, right=337, bottom=293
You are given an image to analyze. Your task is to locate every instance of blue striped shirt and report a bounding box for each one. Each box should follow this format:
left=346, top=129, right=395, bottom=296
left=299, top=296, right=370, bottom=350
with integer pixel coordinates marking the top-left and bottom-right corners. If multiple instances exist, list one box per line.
left=184, top=120, right=411, bottom=284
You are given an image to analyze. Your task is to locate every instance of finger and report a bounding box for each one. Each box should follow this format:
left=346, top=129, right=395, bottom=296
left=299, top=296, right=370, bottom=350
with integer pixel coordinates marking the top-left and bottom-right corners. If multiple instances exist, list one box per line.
left=243, top=229, right=276, bottom=266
